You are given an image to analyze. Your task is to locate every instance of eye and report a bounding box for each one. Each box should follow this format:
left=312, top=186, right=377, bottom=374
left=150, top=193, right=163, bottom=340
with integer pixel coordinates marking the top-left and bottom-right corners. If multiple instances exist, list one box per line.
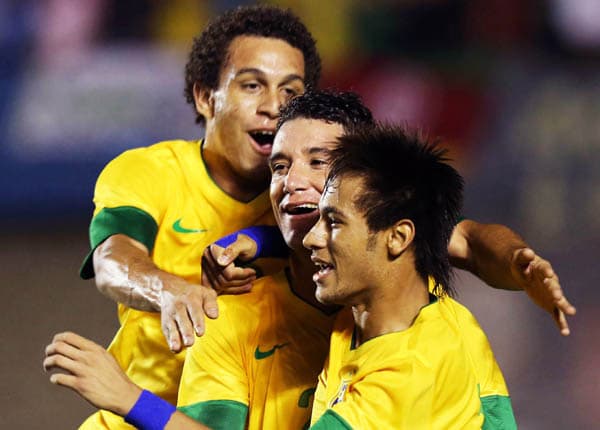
left=281, top=85, right=303, bottom=100
left=241, top=81, right=261, bottom=92
left=270, top=161, right=288, bottom=174
left=326, top=216, right=341, bottom=228
left=310, top=158, right=329, bottom=168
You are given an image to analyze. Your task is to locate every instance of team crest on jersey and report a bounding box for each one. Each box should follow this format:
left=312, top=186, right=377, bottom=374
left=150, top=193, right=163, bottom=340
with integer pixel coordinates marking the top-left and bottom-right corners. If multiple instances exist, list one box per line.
left=329, top=369, right=355, bottom=407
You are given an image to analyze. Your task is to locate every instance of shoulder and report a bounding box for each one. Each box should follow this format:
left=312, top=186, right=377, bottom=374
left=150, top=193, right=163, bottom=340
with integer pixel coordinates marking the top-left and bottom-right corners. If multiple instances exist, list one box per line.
left=105, top=139, right=197, bottom=168
left=210, top=274, right=286, bottom=332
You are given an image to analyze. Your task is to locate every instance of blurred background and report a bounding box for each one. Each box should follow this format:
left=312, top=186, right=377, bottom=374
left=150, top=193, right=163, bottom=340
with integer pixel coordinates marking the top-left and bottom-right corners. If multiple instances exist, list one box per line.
left=1, top=0, right=598, bottom=428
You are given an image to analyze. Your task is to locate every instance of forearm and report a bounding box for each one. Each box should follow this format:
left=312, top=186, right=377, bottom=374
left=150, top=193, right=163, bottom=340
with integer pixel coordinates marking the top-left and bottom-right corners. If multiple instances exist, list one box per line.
left=93, top=234, right=174, bottom=311
left=448, top=220, right=527, bottom=291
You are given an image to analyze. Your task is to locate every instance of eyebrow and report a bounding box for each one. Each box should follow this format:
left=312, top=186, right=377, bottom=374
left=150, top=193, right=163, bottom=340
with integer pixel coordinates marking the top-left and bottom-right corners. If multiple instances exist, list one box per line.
left=269, top=146, right=332, bottom=162
left=320, top=205, right=345, bottom=220
left=236, top=68, right=305, bottom=85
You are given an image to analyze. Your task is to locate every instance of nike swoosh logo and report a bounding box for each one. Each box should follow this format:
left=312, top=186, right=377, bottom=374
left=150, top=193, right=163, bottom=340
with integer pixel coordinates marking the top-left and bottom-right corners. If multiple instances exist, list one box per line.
left=254, top=343, right=289, bottom=360
left=172, top=218, right=207, bottom=234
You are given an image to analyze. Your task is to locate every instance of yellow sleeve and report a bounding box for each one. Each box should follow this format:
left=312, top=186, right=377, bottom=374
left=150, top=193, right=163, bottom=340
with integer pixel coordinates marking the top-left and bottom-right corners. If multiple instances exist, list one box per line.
left=80, top=147, right=171, bottom=278
left=177, top=306, right=249, bottom=430
left=328, top=363, right=434, bottom=429
left=93, top=147, right=169, bottom=221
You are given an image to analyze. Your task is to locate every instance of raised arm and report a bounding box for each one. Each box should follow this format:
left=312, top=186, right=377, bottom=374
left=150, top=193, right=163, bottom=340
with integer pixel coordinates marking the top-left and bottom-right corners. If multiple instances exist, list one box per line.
left=94, top=234, right=218, bottom=352
left=201, top=225, right=288, bottom=293
left=448, top=219, right=576, bottom=335
left=43, top=332, right=211, bottom=430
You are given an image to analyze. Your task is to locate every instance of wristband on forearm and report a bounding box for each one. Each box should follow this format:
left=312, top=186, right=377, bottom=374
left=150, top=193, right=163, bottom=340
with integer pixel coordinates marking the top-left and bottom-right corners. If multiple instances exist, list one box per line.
left=214, top=225, right=288, bottom=261
left=124, top=389, right=176, bottom=430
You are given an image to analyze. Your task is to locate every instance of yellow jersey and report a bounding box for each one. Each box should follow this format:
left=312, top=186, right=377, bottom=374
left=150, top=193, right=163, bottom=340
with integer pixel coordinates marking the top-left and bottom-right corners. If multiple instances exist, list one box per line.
left=310, top=296, right=516, bottom=430
left=79, top=140, right=274, bottom=429
left=178, top=270, right=337, bottom=430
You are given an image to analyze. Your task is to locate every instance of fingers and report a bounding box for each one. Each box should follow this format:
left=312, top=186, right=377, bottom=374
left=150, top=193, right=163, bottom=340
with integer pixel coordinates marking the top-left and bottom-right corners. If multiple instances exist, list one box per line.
left=49, top=372, right=80, bottom=392
left=162, top=317, right=183, bottom=353
left=219, top=284, right=253, bottom=295
left=162, top=286, right=219, bottom=351
left=43, top=350, right=80, bottom=375
left=202, top=245, right=256, bottom=294
left=174, top=305, right=196, bottom=348
left=553, top=308, right=570, bottom=336
left=201, top=287, right=218, bottom=319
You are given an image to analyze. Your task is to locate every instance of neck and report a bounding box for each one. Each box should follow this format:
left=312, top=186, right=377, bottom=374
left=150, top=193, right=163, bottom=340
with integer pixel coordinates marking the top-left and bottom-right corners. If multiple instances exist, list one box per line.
left=202, top=138, right=269, bottom=202
left=288, top=250, right=339, bottom=314
left=352, top=269, right=429, bottom=347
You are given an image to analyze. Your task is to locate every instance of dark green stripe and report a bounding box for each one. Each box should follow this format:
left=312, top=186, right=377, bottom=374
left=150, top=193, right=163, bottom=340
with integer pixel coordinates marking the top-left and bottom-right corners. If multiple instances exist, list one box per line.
left=178, top=400, right=248, bottom=430
left=311, top=409, right=353, bottom=429
left=481, top=395, right=517, bottom=430
left=79, top=206, right=158, bottom=279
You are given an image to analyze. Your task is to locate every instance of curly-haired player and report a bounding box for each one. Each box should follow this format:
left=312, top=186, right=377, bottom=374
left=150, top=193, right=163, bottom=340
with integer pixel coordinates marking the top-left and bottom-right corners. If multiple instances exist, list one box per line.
left=77, top=5, right=320, bottom=429
left=183, top=5, right=321, bottom=125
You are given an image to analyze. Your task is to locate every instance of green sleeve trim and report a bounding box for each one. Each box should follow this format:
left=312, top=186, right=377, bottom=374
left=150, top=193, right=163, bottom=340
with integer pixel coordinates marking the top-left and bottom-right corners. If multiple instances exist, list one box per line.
left=79, top=206, right=158, bottom=279
left=311, top=409, right=353, bottom=429
left=481, top=395, right=517, bottom=430
left=178, top=400, right=248, bottom=430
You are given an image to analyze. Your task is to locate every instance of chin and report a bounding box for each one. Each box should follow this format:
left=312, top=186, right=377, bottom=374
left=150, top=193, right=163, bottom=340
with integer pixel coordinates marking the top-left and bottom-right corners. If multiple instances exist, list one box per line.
left=315, top=287, right=336, bottom=305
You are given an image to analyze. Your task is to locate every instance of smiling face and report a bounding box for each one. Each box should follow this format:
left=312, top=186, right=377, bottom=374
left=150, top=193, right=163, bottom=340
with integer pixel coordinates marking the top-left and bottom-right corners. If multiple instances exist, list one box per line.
left=197, top=36, right=306, bottom=189
left=269, top=118, right=345, bottom=251
left=303, top=175, right=386, bottom=306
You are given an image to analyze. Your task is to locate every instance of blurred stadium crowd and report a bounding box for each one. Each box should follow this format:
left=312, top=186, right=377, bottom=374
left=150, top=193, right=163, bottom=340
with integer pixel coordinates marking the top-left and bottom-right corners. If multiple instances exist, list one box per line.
left=1, top=1, right=598, bottom=429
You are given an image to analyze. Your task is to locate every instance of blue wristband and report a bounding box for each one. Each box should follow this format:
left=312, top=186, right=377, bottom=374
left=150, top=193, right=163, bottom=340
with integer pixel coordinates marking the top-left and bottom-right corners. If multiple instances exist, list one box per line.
left=214, top=225, right=288, bottom=261
left=124, top=390, right=176, bottom=430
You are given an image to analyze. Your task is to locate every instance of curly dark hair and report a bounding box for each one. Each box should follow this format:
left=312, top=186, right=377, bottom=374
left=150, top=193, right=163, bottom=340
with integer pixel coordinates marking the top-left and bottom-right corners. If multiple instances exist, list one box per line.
left=277, top=90, right=374, bottom=133
left=184, top=5, right=321, bottom=125
left=327, top=124, right=464, bottom=296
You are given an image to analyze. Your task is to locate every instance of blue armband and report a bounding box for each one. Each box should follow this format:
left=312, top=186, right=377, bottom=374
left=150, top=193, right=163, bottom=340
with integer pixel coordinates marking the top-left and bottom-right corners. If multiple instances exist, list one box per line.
left=124, top=390, right=176, bottom=430
left=214, top=225, right=288, bottom=261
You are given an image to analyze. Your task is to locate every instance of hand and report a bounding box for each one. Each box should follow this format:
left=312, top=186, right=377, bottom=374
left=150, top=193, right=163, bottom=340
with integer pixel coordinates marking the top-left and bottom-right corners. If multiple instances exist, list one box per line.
left=201, top=233, right=258, bottom=295
left=159, top=275, right=219, bottom=352
left=43, top=332, right=141, bottom=416
left=511, top=248, right=576, bottom=335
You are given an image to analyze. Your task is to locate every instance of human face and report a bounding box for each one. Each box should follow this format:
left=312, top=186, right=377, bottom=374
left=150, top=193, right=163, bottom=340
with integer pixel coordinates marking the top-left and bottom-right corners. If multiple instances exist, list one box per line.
left=303, top=176, right=385, bottom=306
left=269, top=118, right=345, bottom=251
left=200, top=36, right=305, bottom=184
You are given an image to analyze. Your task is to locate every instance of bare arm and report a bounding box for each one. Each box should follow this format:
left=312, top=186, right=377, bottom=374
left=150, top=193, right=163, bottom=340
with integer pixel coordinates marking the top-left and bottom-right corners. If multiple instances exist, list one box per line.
left=43, top=332, right=211, bottom=430
left=448, top=219, right=576, bottom=335
left=93, top=234, right=218, bottom=351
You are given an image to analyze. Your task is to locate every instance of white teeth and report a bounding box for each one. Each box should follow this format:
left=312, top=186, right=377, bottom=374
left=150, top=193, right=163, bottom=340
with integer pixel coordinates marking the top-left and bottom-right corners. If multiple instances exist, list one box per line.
left=256, top=130, right=274, bottom=136
left=297, top=203, right=317, bottom=209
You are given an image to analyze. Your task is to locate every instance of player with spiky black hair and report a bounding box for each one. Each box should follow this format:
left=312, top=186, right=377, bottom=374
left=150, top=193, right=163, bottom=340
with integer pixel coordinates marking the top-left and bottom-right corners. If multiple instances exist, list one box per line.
left=304, top=124, right=516, bottom=428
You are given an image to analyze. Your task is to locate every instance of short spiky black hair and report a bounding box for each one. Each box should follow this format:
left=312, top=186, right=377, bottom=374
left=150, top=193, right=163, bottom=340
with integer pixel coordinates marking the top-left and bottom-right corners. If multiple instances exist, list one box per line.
left=327, top=124, right=464, bottom=296
left=184, top=5, right=321, bottom=125
left=277, top=90, right=375, bottom=132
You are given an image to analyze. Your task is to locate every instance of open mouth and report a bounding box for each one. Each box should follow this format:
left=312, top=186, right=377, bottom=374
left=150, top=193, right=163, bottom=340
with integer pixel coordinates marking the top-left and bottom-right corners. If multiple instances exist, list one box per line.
left=285, top=203, right=318, bottom=215
left=249, top=130, right=275, bottom=147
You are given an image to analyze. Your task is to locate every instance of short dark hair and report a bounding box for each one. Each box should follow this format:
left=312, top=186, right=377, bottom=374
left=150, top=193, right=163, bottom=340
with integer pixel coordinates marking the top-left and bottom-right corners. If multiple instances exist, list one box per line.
left=327, top=124, right=464, bottom=295
left=277, top=90, right=375, bottom=133
left=184, top=5, right=321, bottom=124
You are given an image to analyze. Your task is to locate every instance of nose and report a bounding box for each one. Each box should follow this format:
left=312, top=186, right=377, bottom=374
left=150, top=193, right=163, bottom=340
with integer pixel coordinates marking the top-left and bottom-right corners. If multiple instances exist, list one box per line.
left=257, top=88, right=282, bottom=119
left=283, top=162, right=310, bottom=193
left=303, top=217, right=326, bottom=250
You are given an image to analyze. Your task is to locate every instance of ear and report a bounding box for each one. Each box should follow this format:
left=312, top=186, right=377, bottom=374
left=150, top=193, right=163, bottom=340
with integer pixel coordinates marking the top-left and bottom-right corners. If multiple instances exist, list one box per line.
left=193, top=82, right=215, bottom=120
left=386, top=219, right=415, bottom=258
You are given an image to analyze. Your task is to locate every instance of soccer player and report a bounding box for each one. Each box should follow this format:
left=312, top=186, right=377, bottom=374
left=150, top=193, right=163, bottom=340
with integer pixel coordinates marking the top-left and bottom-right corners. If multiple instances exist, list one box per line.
left=44, top=91, right=374, bottom=430
left=45, top=90, right=567, bottom=429
left=304, top=124, right=517, bottom=428
left=78, top=5, right=320, bottom=429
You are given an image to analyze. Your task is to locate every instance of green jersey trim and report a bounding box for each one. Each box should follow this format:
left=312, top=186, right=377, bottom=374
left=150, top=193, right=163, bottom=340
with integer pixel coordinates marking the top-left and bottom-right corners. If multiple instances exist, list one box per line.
left=79, top=206, right=158, bottom=279
left=481, top=394, right=517, bottom=430
left=178, top=399, right=248, bottom=430
left=311, top=409, right=353, bottom=429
